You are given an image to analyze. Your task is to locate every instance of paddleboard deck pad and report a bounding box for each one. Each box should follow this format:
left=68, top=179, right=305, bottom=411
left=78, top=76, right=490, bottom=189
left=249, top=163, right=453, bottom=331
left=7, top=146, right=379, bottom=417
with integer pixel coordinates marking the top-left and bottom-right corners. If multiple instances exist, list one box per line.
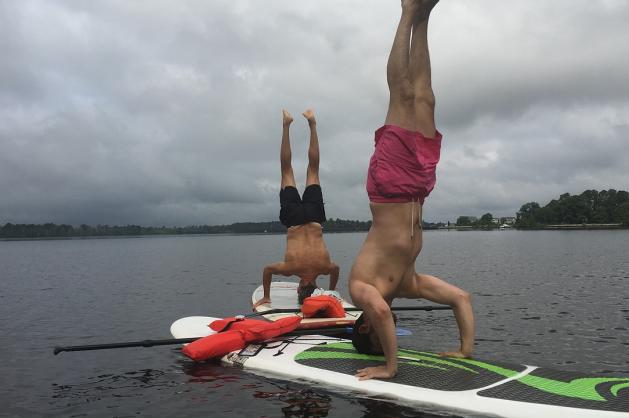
left=171, top=317, right=629, bottom=418
left=252, top=282, right=359, bottom=329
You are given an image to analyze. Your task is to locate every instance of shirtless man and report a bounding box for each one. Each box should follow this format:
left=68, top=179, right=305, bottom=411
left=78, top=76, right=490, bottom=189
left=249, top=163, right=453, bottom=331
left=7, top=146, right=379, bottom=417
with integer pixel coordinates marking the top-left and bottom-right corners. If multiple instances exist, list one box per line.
left=349, top=0, right=475, bottom=380
left=253, top=109, right=340, bottom=310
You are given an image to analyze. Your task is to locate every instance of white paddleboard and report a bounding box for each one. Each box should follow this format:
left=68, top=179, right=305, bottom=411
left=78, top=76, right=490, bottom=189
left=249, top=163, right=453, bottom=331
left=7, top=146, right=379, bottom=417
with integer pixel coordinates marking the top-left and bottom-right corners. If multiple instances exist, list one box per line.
left=170, top=316, right=217, bottom=340
left=252, top=281, right=359, bottom=329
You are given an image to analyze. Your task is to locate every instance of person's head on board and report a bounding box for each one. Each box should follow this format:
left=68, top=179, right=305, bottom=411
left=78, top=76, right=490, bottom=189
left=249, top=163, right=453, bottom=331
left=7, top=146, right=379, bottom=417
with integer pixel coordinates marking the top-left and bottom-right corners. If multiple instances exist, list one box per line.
left=297, top=278, right=317, bottom=304
left=351, top=312, right=398, bottom=354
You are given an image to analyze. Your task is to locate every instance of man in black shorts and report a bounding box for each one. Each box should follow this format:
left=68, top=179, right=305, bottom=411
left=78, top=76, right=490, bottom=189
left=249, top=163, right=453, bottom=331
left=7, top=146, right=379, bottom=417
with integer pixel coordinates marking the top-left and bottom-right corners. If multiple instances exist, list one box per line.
left=253, top=109, right=339, bottom=310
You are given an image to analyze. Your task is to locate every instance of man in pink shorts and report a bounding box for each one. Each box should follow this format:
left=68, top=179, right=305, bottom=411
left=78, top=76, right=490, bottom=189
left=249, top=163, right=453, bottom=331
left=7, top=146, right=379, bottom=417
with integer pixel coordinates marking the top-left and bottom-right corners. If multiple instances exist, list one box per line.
left=349, top=0, right=475, bottom=380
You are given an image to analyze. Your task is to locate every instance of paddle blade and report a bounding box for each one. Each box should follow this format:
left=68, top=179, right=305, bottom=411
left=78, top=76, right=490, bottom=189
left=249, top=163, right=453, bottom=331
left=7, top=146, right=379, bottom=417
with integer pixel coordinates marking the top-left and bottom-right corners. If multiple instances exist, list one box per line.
left=396, top=328, right=412, bottom=336
left=345, top=327, right=412, bottom=337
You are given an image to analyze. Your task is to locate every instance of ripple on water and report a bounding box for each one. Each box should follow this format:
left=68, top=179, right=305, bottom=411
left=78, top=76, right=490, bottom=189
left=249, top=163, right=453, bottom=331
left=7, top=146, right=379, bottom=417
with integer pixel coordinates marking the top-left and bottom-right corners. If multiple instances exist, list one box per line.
left=4, top=231, right=629, bottom=417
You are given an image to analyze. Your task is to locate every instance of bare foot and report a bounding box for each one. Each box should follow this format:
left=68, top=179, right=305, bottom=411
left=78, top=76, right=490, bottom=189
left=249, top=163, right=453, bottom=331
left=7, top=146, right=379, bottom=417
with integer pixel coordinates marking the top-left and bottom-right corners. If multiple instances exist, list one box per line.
left=423, top=0, right=439, bottom=12
left=282, top=109, right=293, bottom=126
left=410, top=0, right=438, bottom=25
left=302, top=109, right=316, bottom=125
left=439, top=350, right=471, bottom=359
left=401, top=0, right=421, bottom=14
left=419, top=0, right=439, bottom=17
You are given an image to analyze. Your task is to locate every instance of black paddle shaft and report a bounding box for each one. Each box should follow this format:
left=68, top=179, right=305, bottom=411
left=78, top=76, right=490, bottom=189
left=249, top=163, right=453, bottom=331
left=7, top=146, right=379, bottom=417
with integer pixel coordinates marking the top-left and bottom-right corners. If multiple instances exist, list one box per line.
left=53, top=305, right=451, bottom=355
left=53, top=337, right=198, bottom=355
left=52, top=328, right=350, bottom=355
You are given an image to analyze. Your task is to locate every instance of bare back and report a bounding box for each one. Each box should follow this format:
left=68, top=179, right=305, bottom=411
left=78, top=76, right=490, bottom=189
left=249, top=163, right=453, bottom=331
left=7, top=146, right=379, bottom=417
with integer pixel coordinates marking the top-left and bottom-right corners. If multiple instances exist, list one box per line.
left=284, top=222, right=334, bottom=278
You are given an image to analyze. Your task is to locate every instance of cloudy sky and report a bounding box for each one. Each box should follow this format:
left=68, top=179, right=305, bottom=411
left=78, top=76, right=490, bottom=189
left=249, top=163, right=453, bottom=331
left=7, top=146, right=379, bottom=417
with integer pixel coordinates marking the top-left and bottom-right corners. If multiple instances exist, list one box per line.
left=1, top=0, right=628, bottom=226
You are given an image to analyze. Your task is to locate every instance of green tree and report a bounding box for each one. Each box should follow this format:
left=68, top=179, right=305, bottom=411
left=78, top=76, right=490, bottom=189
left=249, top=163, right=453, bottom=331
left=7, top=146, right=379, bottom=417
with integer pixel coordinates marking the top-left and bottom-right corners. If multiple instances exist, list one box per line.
left=456, top=216, right=472, bottom=226
left=617, top=202, right=629, bottom=226
left=516, top=202, right=541, bottom=227
left=479, top=213, right=493, bottom=224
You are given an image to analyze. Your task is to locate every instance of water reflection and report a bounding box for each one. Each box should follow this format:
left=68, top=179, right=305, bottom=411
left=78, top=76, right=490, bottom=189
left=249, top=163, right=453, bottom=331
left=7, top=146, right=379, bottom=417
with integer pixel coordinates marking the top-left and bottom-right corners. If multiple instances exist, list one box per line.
left=254, top=388, right=332, bottom=417
left=181, top=360, right=461, bottom=418
left=181, top=359, right=241, bottom=387
left=52, top=368, right=176, bottom=403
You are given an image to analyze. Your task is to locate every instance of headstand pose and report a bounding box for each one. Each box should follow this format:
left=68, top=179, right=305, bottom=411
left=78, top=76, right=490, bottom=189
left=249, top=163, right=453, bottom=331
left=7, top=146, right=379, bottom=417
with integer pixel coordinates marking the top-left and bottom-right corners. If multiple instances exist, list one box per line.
left=349, top=0, right=475, bottom=380
left=253, top=109, right=339, bottom=310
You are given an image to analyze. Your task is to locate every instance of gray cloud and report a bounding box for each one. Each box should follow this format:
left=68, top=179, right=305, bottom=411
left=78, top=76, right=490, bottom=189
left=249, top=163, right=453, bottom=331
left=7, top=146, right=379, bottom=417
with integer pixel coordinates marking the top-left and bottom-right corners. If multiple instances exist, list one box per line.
left=1, top=0, right=628, bottom=225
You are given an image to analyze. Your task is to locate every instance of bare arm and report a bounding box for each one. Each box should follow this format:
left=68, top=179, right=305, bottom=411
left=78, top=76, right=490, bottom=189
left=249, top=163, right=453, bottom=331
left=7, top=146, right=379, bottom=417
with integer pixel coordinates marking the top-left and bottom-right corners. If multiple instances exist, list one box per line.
left=253, top=262, right=287, bottom=310
left=328, top=263, right=339, bottom=291
left=349, top=281, right=398, bottom=380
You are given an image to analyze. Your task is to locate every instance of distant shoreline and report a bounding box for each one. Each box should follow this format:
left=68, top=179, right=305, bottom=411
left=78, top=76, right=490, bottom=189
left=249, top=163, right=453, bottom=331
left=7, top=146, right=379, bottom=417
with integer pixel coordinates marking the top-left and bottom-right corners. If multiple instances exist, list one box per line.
left=439, top=223, right=625, bottom=231
left=520, top=223, right=625, bottom=230
left=2, top=224, right=628, bottom=242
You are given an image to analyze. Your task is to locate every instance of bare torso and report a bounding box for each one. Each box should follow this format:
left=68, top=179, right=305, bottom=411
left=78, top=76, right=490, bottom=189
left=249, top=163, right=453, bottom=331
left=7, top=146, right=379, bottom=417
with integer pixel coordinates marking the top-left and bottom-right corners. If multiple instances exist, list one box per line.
left=284, top=222, right=334, bottom=279
left=349, top=202, right=422, bottom=300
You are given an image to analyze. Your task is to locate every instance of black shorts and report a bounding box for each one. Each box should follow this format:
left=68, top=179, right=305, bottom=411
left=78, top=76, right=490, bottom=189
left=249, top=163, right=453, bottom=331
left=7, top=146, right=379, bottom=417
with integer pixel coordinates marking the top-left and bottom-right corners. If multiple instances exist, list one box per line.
left=279, top=184, right=326, bottom=228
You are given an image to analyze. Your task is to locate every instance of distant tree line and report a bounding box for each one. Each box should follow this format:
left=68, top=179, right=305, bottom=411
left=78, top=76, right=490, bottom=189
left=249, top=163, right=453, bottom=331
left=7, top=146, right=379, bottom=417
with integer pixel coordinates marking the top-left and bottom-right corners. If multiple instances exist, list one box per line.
left=0, top=217, right=451, bottom=239
left=0, top=218, right=375, bottom=238
left=455, top=213, right=506, bottom=228
left=516, top=189, right=629, bottom=227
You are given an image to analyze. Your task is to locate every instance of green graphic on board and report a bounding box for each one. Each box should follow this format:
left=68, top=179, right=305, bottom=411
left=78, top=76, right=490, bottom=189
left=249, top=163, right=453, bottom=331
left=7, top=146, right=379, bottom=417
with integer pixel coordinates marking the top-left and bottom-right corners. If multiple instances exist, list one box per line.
left=294, top=342, right=629, bottom=411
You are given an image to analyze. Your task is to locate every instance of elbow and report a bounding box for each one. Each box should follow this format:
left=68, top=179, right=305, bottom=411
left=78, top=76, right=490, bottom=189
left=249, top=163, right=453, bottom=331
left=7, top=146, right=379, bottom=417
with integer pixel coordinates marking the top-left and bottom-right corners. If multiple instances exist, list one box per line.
left=453, top=290, right=471, bottom=308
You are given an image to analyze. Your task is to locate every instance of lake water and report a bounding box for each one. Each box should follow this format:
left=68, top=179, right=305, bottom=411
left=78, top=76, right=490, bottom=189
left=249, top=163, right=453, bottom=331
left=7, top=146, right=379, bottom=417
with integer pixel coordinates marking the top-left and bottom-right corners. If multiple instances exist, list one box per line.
left=1, top=230, right=628, bottom=417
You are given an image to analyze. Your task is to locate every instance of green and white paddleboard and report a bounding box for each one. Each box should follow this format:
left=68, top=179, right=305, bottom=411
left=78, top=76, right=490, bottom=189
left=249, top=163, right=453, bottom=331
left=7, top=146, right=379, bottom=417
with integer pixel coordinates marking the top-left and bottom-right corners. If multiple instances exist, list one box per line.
left=171, top=315, right=629, bottom=418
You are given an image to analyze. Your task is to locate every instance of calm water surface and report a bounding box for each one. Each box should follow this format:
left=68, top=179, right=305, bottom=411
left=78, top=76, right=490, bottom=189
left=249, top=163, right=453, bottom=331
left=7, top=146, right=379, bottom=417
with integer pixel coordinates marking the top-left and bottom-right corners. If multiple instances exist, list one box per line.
left=1, top=230, right=628, bottom=417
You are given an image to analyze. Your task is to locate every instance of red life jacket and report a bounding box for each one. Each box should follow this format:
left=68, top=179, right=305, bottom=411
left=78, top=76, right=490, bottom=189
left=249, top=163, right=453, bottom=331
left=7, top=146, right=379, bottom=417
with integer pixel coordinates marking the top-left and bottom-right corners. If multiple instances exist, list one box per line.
left=300, top=295, right=346, bottom=318
left=209, top=316, right=267, bottom=332
left=182, top=315, right=301, bottom=361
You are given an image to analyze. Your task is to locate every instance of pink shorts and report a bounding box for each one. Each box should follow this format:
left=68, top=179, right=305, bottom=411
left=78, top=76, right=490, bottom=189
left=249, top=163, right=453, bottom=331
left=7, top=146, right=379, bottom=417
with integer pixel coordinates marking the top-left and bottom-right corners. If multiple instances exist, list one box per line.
left=366, top=125, right=442, bottom=204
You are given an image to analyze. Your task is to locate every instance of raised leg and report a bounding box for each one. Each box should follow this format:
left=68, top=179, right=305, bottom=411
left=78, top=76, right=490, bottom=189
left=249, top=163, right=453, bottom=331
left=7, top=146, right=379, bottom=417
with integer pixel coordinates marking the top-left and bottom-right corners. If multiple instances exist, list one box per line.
left=384, top=0, right=438, bottom=137
left=280, top=109, right=296, bottom=189
left=399, top=272, right=475, bottom=357
left=409, top=0, right=438, bottom=137
left=383, top=1, right=418, bottom=131
left=303, top=109, right=320, bottom=186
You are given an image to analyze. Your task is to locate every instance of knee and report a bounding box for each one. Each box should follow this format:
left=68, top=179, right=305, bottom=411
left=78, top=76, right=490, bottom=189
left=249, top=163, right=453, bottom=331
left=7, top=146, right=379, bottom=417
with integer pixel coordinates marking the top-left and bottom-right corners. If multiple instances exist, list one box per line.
left=307, top=150, right=319, bottom=166
left=389, top=78, right=415, bottom=103
left=371, top=299, right=392, bottom=320
left=281, top=165, right=293, bottom=174
left=280, top=152, right=292, bottom=166
left=281, top=167, right=294, bottom=180
left=414, top=89, right=435, bottom=110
